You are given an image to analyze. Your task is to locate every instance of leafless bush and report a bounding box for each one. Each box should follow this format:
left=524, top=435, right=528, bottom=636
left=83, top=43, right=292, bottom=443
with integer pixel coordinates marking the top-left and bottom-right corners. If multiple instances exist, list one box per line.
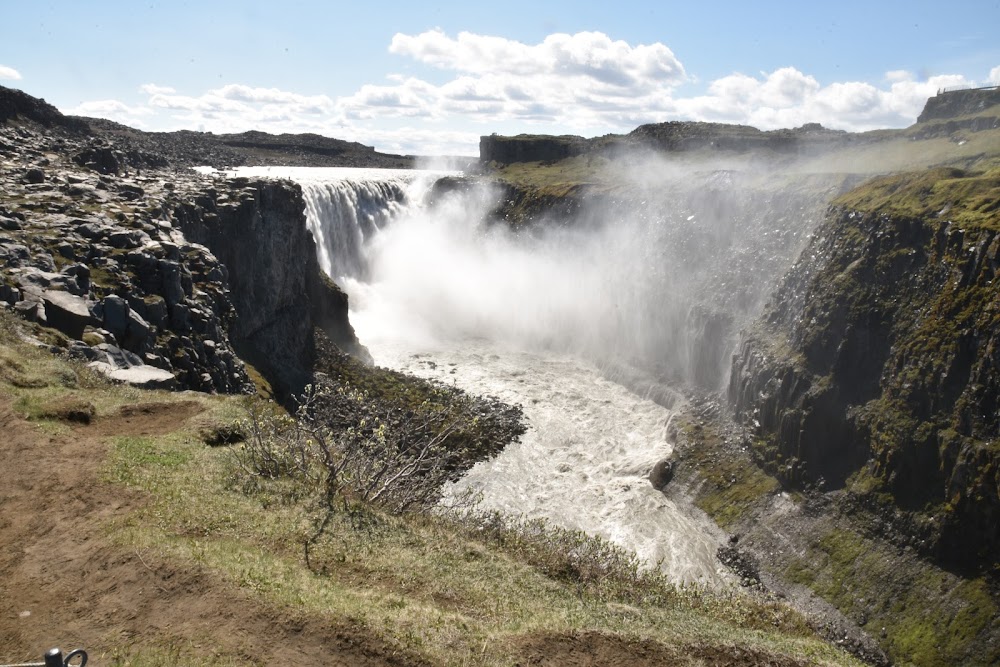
left=231, top=383, right=492, bottom=565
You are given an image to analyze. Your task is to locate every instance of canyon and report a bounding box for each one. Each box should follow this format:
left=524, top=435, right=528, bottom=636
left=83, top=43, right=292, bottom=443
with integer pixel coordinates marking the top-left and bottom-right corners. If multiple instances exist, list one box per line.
left=1, top=82, right=999, bottom=666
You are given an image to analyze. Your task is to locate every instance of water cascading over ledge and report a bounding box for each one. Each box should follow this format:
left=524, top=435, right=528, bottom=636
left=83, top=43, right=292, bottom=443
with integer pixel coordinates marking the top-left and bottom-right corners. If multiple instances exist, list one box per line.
left=262, top=165, right=850, bottom=583
left=291, top=166, right=845, bottom=395
left=301, top=173, right=413, bottom=281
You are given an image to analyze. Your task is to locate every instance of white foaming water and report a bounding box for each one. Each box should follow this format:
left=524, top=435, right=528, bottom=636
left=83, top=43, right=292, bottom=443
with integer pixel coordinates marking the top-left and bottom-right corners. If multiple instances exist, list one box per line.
left=224, top=165, right=770, bottom=585
left=365, top=336, right=731, bottom=585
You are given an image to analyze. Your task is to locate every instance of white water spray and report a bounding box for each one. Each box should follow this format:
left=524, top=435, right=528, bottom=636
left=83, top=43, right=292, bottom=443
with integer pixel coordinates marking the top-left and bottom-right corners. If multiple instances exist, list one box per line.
left=225, top=163, right=829, bottom=586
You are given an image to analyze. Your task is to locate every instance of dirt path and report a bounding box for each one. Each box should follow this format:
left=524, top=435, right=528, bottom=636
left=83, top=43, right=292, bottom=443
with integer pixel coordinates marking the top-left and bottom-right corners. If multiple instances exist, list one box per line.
left=0, top=399, right=426, bottom=666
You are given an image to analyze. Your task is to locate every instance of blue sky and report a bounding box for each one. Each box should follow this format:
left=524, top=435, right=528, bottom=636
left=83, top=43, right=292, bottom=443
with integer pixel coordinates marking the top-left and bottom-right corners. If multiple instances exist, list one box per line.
left=2, top=1, right=999, bottom=155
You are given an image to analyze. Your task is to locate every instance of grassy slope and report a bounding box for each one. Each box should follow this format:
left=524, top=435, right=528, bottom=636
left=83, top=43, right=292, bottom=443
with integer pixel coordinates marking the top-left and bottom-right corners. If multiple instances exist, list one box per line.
left=0, top=312, right=860, bottom=666
left=832, top=166, right=1000, bottom=229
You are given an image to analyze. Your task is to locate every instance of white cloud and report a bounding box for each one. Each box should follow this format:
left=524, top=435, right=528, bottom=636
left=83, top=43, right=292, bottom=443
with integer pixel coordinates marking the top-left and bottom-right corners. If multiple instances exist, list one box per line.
left=673, top=68, right=977, bottom=132
left=375, top=30, right=686, bottom=128
left=989, top=66, right=1000, bottom=85
left=0, top=65, right=22, bottom=81
left=62, top=99, right=154, bottom=128
left=139, top=83, right=175, bottom=95
left=390, top=30, right=685, bottom=87
left=55, top=31, right=995, bottom=155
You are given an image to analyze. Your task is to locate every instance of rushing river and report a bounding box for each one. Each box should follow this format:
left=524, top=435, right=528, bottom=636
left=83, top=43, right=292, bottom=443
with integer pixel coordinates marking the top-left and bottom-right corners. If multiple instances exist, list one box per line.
left=219, top=164, right=824, bottom=586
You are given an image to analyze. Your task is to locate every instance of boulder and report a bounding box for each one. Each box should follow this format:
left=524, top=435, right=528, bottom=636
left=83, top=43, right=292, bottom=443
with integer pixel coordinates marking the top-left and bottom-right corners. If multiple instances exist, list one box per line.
left=73, top=146, right=120, bottom=175
left=95, top=343, right=143, bottom=368
left=62, top=263, right=90, bottom=294
left=649, top=458, right=676, bottom=490
left=0, top=284, right=20, bottom=305
left=0, top=243, right=31, bottom=266
left=13, top=297, right=44, bottom=322
left=88, top=360, right=176, bottom=390
left=75, top=221, right=111, bottom=240
left=123, top=308, right=151, bottom=351
left=41, top=289, right=95, bottom=339
left=0, top=216, right=22, bottom=231
left=22, top=168, right=44, bottom=184
left=100, top=294, right=129, bottom=340
left=108, top=229, right=149, bottom=249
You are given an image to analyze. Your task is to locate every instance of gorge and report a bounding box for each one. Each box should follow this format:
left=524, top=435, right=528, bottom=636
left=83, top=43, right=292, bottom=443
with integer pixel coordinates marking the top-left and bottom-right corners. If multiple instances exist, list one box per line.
left=2, top=82, right=999, bottom=666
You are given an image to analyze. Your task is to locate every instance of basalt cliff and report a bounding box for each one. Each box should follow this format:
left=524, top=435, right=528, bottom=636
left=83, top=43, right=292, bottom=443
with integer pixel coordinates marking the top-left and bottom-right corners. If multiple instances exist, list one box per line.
left=0, top=84, right=372, bottom=400
left=730, top=170, right=1000, bottom=572
left=481, top=86, right=1000, bottom=666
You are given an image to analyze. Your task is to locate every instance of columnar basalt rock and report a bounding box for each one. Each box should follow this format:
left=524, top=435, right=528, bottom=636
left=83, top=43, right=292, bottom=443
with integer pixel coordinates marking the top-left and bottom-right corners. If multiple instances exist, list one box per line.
left=172, top=176, right=369, bottom=399
left=730, top=193, right=1000, bottom=572
left=0, top=87, right=368, bottom=397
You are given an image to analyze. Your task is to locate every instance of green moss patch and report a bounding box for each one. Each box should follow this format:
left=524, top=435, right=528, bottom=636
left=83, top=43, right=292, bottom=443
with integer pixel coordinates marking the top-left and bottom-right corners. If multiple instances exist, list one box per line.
left=833, top=167, right=1000, bottom=229
left=675, top=416, right=780, bottom=529
left=784, top=527, right=998, bottom=667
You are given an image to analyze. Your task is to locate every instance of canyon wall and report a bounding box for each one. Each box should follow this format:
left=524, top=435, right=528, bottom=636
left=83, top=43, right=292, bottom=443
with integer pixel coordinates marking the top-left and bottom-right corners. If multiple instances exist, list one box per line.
left=729, top=168, right=1000, bottom=572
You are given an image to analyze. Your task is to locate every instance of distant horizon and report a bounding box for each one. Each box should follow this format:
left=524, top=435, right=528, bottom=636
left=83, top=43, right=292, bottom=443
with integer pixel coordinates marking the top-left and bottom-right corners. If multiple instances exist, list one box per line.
left=3, top=1, right=998, bottom=156
left=5, top=77, right=996, bottom=161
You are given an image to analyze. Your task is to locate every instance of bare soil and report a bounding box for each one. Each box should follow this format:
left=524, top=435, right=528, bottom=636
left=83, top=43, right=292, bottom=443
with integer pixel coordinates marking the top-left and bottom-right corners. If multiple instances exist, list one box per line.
left=0, top=399, right=427, bottom=666
left=512, top=631, right=807, bottom=667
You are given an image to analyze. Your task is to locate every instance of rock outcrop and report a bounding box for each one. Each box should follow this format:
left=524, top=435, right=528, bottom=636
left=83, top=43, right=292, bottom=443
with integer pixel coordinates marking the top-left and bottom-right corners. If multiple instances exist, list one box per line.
left=0, top=122, right=254, bottom=392
left=729, top=167, right=1000, bottom=572
left=0, top=86, right=368, bottom=397
left=917, top=86, right=1000, bottom=123
left=172, top=176, right=369, bottom=398
left=479, top=134, right=590, bottom=165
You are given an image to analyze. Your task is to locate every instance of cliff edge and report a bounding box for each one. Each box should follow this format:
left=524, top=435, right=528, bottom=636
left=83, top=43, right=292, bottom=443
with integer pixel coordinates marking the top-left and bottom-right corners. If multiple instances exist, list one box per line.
left=0, top=85, right=369, bottom=399
left=730, top=167, right=1000, bottom=570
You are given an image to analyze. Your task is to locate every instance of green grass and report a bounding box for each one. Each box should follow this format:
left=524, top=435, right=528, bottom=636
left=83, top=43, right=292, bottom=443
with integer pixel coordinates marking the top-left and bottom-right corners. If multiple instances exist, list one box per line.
left=491, top=155, right=618, bottom=190
left=784, top=527, right=998, bottom=667
left=833, top=166, right=1000, bottom=229
left=675, top=417, right=780, bottom=529
left=102, top=424, right=859, bottom=666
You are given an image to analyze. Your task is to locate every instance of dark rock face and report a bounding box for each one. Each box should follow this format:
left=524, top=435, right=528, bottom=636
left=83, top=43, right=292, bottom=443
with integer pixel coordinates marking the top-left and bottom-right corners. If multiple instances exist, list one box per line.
left=479, top=134, right=589, bottom=164
left=648, top=458, right=675, bottom=490
left=917, top=87, right=1000, bottom=123
left=41, top=290, right=95, bottom=339
left=730, top=205, right=1000, bottom=571
left=173, top=178, right=369, bottom=399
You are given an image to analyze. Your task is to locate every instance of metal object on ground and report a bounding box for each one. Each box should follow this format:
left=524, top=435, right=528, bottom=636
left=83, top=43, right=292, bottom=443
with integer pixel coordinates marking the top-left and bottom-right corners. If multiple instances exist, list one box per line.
left=0, top=647, right=88, bottom=667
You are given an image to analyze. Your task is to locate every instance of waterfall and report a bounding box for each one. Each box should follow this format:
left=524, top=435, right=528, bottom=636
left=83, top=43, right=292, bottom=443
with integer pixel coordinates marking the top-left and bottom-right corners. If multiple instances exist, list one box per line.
left=220, top=164, right=836, bottom=585
left=300, top=172, right=413, bottom=280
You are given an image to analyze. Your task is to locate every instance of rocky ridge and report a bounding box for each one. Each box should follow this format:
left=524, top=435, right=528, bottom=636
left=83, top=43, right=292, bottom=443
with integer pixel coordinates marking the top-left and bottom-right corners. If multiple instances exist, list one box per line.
left=0, top=89, right=368, bottom=397
left=82, top=118, right=414, bottom=170
left=480, top=122, right=862, bottom=165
